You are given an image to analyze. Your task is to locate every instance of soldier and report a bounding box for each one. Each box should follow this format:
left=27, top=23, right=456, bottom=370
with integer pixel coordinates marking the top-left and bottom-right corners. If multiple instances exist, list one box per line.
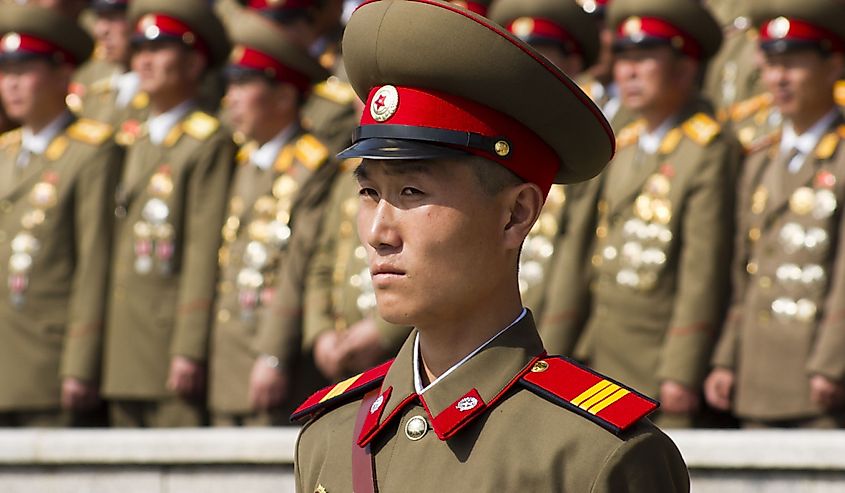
left=705, top=0, right=845, bottom=429
left=292, top=1, right=688, bottom=491
left=0, top=5, right=122, bottom=426
left=540, top=0, right=742, bottom=428
left=208, top=11, right=338, bottom=427
left=101, top=0, right=237, bottom=428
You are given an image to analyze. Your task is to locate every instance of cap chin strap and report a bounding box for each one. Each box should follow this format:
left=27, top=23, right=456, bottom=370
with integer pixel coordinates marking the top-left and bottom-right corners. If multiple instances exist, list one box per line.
left=354, top=124, right=508, bottom=158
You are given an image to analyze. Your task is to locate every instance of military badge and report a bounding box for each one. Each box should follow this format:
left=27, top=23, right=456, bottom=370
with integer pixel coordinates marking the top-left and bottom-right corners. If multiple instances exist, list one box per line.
left=789, top=187, right=815, bottom=216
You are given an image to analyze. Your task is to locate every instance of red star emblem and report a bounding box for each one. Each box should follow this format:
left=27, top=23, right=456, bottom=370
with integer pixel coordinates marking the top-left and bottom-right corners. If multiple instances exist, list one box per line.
left=374, top=93, right=387, bottom=110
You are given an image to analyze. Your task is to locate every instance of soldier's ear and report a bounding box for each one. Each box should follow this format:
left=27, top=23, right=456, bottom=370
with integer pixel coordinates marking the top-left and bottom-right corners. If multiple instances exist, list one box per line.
left=502, top=182, right=543, bottom=250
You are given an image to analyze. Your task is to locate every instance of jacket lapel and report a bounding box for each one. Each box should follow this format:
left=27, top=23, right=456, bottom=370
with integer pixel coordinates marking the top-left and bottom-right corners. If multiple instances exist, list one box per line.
left=606, top=148, right=662, bottom=217
left=116, top=135, right=165, bottom=207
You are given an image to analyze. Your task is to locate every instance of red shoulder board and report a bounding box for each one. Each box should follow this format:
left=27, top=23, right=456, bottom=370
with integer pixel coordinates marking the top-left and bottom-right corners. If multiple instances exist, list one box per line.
left=290, top=359, right=393, bottom=422
left=520, top=356, right=658, bottom=435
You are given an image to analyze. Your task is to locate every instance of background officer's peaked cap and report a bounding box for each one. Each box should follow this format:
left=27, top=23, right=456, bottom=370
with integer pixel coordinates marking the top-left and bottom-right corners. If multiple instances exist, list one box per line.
left=0, top=4, right=94, bottom=67
left=338, top=0, right=616, bottom=192
left=751, top=0, right=845, bottom=55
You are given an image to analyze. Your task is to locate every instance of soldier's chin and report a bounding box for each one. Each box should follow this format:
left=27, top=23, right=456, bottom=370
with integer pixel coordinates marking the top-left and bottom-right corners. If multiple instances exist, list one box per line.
left=374, top=294, right=414, bottom=326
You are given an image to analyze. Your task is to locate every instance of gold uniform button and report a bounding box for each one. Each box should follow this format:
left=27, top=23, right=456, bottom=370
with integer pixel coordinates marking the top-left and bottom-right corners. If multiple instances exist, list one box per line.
left=746, top=262, right=758, bottom=275
left=748, top=228, right=761, bottom=241
left=595, top=225, right=608, bottom=239
left=405, top=415, right=428, bottom=441
left=531, top=360, right=549, bottom=373
left=218, top=309, right=231, bottom=322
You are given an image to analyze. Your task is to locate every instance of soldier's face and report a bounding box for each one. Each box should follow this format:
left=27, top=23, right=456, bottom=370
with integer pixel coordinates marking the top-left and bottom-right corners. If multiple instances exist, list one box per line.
left=761, top=49, right=843, bottom=121
left=225, top=77, right=298, bottom=143
left=0, top=59, right=70, bottom=123
left=131, top=42, right=204, bottom=98
left=533, top=44, right=584, bottom=77
left=614, top=46, right=695, bottom=114
left=354, top=158, right=517, bottom=328
left=93, top=12, right=130, bottom=65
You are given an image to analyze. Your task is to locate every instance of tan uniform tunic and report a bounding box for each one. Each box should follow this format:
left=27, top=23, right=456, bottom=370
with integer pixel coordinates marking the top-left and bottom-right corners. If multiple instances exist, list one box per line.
left=0, top=117, right=121, bottom=411
left=208, top=129, right=337, bottom=420
left=713, top=111, right=845, bottom=422
left=103, top=110, right=236, bottom=403
left=539, top=101, right=742, bottom=418
left=295, top=313, right=689, bottom=493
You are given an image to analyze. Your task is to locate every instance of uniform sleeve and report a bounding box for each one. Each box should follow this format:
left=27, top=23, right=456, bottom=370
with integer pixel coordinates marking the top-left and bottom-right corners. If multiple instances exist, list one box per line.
left=711, top=152, right=759, bottom=370
left=807, top=158, right=845, bottom=379
left=589, top=430, right=690, bottom=493
left=253, top=160, right=338, bottom=369
left=61, top=142, right=124, bottom=380
left=656, top=136, right=741, bottom=388
left=170, top=133, right=236, bottom=360
left=537, top=179, right=601, bottom=356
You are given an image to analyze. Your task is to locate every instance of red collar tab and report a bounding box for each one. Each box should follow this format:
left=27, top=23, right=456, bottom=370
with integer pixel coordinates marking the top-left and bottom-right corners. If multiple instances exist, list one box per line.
left=428, top=389, right=487, bottom=440
left=135, top=13, right=209, bottom=58
left=0, top=32, right=78, bottom=66
left=520, top=356, right=658, bottom=434
left=290, top=359, right=394, bottom=422
left=356, top=386, right=393, bottom=445
left=616, top=16, right=702, bottom=59
left=507, top=17, right=582, bottom=57
left=359, top=85, right=559, bottom=196
left=248, top=0, right=315, bottom=10
left=229, top=45, right=312, bottom=93
left=759, top=17, right=845, bottom=53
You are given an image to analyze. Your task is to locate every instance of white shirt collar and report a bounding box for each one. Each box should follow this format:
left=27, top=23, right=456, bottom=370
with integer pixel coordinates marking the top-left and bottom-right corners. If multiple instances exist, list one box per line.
left=21, top=111, right=74, bottom=155
left=780, top=108, right=839, bottom=157
left=602, top=83, right=621, bottom=122
left=115, top=71, right=140, bottom=109
left=413, top=308, right=528, bottom=395
left=147, top=99, right=195, bottom=145
left=638, top=116, right=677, bottom=155
left=250, top=124, right=297, bottom=170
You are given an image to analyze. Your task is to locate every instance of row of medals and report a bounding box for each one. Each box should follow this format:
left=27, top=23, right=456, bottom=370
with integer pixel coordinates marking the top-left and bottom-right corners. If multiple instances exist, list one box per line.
left=336, top=196, right=376, bottom=316
left=518, top=185, right=565, bottom=295
left=8, top=177, right=59, bottom=307
left=599, top=173, right=673, bottom=291
left=751, top=175, right=838, bottom=323
left=220, top=174, right=299, bottom=319
left=134, top=169, right=176, bottom=275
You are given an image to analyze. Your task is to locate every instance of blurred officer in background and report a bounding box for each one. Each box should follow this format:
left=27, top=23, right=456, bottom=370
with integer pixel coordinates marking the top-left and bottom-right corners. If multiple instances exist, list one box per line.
left=542, top=0, right=742, bottom=428
left=208, top=11, right=338, bottom=426
left=0, top=5, right=122, bottom=426
left=101, top=0, right=236, bottom=428
left=706, top=0, right=845, bottom=429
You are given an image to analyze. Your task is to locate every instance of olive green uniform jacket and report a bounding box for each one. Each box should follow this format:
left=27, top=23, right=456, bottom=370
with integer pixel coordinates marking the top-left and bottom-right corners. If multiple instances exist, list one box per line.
left=712, top=111, right=845, bottom=421
left=208, top=129, right=338, bottom=416
left=102, top=110, right=236, bottom=400
left=0, top=116, right=122, bottom=410
left=301, top=55, right=361, bottom=155
left=294, top=313, right=689, bottom=493
left=539, top=100, right=742, bottom=403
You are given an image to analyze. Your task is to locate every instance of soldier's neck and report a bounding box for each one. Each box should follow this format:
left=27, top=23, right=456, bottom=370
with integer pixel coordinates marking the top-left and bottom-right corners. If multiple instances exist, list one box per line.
left=23, top=104, right=68, bottom=136
left=253, top=114, right=296, bottom=146
left=416, top=293, right=523, bottom=383
left=150, top=90, right=197, bottom=117
left=790, top=100, right=836, bottom=135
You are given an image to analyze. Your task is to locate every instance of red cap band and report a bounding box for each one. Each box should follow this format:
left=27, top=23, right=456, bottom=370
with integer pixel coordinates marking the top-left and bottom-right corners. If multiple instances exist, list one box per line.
left=135, top=14, right=209, bottom=57
left=507, top=18, right=582, bottom=56
left=0, top=32, right=78, bottom=65
left=230, top=45, right=312, bottom=93
left=450, top=1, right=487, bottom=17
left=617, top=16, right=701, bottom=59
left=248, top=0, right=315, bottom=10
left=760, top=17, right=845, bottom=53
left=360, top=85, right=559, bottom=194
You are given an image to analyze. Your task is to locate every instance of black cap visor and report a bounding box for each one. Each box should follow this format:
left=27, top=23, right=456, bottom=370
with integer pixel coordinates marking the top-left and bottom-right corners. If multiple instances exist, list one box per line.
left=760, top=39, right=833, bottom=56
left=337, top=137, right=470, bottom=161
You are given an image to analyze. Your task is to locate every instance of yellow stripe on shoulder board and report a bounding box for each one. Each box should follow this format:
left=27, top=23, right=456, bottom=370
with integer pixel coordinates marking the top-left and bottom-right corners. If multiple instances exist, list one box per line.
left=295, top=134, right=329, bottom=170
left=320, top=373, right=363, bottom=403
left=588, top=388, right=630, bottom=415
left=579, top=383, right=621, bottom=411
left=571, top=380, right=612, bottom=407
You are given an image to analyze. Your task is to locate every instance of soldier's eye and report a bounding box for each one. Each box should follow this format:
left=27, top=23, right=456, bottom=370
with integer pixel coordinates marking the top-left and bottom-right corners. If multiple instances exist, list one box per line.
left=359, top=187, right=379, bottom=200
left=401, top=187, right=423, bottom=196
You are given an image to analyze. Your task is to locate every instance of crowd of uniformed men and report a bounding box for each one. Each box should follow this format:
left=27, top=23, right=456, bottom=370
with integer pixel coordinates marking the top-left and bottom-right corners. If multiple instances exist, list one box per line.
left=0, top=0, right=843, bottom=430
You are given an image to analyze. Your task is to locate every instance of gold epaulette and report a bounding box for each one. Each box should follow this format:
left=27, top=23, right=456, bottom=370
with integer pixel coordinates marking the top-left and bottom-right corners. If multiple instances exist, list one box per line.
left=131, top=92, right=149, bottom=110
left=0, top=128, right=22, bottom=151
left=616, top=119, right=646, bottom=149
left=67, top=118, right=114, bottom=146
left=45, top=136, right=69, bottom=160
left=183, top=111, right=220, bottom=141
left=816, top=130, right=841, bottom=160
left=658, top=128, right=683, bottom=154
left=294, top=133, right=329, bottom=170
left=313, top=78, right=357, bottom=106
left=340, top=157, right=362, bottom=172
left=236, top=141, right=257, bottom=165
left=682, top=112, right=721, bottom=146
left=836, top=80, right=845, bottom=107
left=730, top=93, right=772, bottom=123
